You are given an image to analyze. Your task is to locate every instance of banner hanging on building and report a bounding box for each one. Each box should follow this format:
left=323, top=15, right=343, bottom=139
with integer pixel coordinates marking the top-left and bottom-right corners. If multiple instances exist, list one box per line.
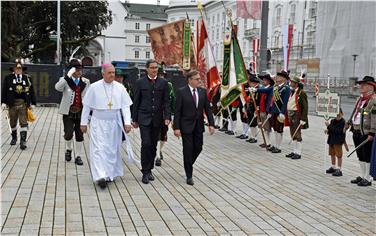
left=236, top=0, right=262, bottom=20
left=282, top=24, right=294, bottom=71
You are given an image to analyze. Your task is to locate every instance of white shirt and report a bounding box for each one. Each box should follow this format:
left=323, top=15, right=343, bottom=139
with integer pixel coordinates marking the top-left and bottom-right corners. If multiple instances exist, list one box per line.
left=15, top=74, right=22, bottom=83
left=352, top=100, right=366, bottom=125
left=147, top=75, right=157, bottom=81
left=188, top=85, right=199, bottom=108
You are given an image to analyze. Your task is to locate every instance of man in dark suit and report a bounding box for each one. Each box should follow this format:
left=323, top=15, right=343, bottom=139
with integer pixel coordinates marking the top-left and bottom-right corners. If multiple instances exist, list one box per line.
left=173, top=70, right=215, bottom=185
left=132, top=59, right=171, bottom=184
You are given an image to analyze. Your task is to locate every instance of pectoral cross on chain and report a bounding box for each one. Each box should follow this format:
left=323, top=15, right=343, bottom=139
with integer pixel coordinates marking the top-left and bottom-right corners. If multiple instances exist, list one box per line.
left=108, top=101, right=113, bottom=109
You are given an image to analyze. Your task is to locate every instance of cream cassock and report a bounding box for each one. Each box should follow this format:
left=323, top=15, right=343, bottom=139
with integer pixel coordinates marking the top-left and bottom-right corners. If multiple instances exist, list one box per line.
left=81, top=79, right=135, bottom=182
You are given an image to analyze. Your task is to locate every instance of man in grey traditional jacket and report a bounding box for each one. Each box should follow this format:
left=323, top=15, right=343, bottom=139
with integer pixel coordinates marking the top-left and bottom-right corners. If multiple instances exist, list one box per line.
left=55, top=59, right=90, bottom=165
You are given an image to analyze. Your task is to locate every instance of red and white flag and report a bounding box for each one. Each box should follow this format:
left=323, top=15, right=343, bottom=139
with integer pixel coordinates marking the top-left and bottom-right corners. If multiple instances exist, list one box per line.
left=282, top=24, right=294, bottom=71
left=236, top=0, right=262, bottom=20
left=252, top=38, right=260, bottom=73
left=197, top=19, right=221, bottom=102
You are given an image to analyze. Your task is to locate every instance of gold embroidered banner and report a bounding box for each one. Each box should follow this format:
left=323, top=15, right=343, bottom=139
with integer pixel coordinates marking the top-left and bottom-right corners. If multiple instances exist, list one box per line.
left=148, top=19, right=196, bottom=69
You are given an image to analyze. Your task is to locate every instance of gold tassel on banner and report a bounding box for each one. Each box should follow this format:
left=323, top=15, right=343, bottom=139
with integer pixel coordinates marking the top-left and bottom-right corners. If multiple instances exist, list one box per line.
left=27, top=108, right=36, bottom=122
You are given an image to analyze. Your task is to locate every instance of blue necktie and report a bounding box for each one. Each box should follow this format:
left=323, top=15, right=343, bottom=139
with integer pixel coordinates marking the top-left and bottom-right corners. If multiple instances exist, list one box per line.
left=74, top=78, right=79, bottom=86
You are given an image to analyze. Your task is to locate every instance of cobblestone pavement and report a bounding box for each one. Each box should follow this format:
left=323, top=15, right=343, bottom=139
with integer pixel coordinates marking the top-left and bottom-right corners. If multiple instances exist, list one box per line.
left=1, top=107, right=375, bottom=235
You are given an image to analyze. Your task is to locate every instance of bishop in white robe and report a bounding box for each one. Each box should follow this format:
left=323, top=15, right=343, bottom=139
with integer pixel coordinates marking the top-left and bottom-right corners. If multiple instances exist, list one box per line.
left=80, top=64, right=133, bottom=189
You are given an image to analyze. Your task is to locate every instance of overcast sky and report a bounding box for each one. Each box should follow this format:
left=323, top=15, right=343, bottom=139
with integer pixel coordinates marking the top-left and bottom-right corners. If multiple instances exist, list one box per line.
left=128, top=0, right=170, bottom=6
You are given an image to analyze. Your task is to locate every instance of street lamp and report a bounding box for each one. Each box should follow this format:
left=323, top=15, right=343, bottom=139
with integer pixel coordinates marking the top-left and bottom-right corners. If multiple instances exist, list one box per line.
left=352, top=54, right=358, bottom=78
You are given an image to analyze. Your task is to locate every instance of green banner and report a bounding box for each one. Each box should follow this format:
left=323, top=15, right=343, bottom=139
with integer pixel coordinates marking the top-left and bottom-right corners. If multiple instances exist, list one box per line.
left=183, top=20, right=191, bottom=70
left=221, top=87, right=242, bottom=108
left=232, top=33, right=248, bottom=85
left=222, top=32, right=231, bottom=88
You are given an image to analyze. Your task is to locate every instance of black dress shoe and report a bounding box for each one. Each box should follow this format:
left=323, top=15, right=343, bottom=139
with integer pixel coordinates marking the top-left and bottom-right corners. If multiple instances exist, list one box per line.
left=239, top=135, right=248, bottom=140
left=148, top=172, right=155, bottom=181
left=285, top=152, right=295, bottom=158
left=219, top=127, right=228, bottom=132
left=271, top=148, right=281, bottom=153
left=142, top=174, right=149, bottom=184
left=226, top=131, right=235, bottom=135
left=235, top=134, right=243, bottom=138
left=97, top=178, right=107, bottom=189
left=326, top=167, right=336, bottom=174
left=65, top=150, right=72, bottom=161
left=357, top=179, right=372, bottom=186
left=155, top=158, right=162, bottom=167
left=332, top=169, right=343, bottom=177
left=248, top=138, right=257, bottom=143
left=214, top=125, right=220, bottom=129
left=267, top=146, right=276, bottom=152
left=350, top=176, right=363, bottom=184
left=291, top=154, right=301, bottom=159
left=75, top=156, right=83, bottom=165
left=259, top=143, right=270, bottom=148
left=186, top=178, right=194, bottom=186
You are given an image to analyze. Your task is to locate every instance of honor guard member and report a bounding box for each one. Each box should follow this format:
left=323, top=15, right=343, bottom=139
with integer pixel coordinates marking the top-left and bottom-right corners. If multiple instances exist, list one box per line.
left=285, top=76, right=309, bottom=159
left=347, top=76, right=376, bottom=187
left=237, top=82, right=251, bottom=140
left=257, top=72, right=274, bottom=148
left=219, top=108, right=229, bottom=132
left=156, top=66, right=176, bottom=167
left=226, top=98, right=240, bottom=135
left=210, top=85, right=222, bottom=129
left=252, top=70, right=290, bottom=153
left=244, top=73, right=260, bottom=143
left=2, top=60, right=36, bottom=150
left=55, top=59, right=90, bottom=165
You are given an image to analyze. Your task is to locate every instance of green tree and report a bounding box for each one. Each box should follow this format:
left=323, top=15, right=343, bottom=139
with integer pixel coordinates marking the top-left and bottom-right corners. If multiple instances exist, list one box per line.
left=1, top=1, right=112, bottom=64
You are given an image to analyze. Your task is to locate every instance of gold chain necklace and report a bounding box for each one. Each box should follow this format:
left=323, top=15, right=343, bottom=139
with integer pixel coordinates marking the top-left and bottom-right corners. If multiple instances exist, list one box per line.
left=102, top=80, right=113, bottom=109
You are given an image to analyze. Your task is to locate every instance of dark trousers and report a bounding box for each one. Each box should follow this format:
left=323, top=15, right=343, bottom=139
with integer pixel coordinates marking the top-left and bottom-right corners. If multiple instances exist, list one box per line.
left=182, top=124, right=203, bottom=179
left=140, top=124, right=161, bottom=174
left=353, top=131, right=372, bottom=163
left=63, top=111, right=83, bottom=142
left=271, top=113, right=284, bottom=133
left=9, top=99, right=28, bottom=128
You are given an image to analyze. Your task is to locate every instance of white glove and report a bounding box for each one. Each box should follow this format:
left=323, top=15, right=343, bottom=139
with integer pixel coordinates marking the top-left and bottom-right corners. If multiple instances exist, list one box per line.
left=171, top=115, right=174, bottom=122
left=217, top=102, right=221, bottom=107
left=300, top=120, right=306, bottom=125
left=249, top=87, right=257, bottom=93
left=2, top=103, right=7, bottom=110
left=278, top=113, right=285, bottom=121
left=67, top=67, right=76, bottom=78
left=31, top=105, right=36, bottom=110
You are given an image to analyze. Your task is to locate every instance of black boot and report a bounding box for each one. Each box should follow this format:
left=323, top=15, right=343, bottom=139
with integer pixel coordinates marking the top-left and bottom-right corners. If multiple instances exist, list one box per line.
left=10, top=130, right=17, bottom=145
left=20, top=131, right=27, bottom=150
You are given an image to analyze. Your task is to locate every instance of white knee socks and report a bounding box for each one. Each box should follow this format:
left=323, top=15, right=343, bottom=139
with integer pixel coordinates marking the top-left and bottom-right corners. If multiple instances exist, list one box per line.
left=242, top=123, right=249, bottom=135
left=275, top=133, right=283, bottom=149
left=296, top=141, right=302, bottom=155
left=75, top=141, right=83, bottom=157
left=66, top=139, right=73, bottom=151
left=265, top=131, right=270, bottom=145
left=250, top=127, right=258, bottom=139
